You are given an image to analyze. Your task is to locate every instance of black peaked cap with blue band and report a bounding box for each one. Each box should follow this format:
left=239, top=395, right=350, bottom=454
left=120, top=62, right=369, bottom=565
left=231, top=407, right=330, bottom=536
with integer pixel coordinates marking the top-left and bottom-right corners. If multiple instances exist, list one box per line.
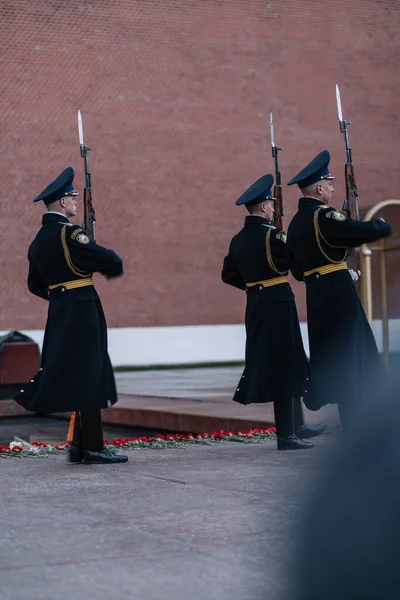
left=33, top=167, right=79, bottom=205
left=287, top=150, right=335, bottom=189
left=235, top=173, right=275, bottom=207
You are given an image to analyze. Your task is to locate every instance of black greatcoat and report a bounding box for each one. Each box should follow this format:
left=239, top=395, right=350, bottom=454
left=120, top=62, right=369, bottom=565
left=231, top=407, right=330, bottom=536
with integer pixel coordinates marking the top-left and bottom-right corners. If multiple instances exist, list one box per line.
left=286, top=197, right=391, bottom=413
left=14, top=213, right=123, bottom=413
left=221, top=215, right=308, bottom=405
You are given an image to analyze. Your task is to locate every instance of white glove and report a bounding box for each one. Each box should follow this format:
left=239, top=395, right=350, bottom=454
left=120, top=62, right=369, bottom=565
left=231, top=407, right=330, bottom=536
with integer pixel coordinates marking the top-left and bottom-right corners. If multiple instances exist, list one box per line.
left=348, top=269, right=361, bottom=281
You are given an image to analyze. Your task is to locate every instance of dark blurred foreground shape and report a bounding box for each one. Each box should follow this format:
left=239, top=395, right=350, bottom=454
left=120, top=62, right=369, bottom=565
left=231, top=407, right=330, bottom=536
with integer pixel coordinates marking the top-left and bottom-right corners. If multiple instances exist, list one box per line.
left=295, top=370, right=400, bottom=600
left=0, top=331, right=40, bottom=400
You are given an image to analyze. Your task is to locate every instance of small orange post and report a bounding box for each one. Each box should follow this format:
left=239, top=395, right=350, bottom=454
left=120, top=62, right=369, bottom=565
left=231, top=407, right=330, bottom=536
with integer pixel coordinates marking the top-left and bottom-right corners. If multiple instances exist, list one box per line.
left=66, top=412, right=76, bottom=442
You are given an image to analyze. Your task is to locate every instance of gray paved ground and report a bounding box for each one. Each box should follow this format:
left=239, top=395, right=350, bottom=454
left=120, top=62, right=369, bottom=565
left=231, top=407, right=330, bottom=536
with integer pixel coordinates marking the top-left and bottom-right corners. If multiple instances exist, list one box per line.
left=0, top=431, right=338, bottom=600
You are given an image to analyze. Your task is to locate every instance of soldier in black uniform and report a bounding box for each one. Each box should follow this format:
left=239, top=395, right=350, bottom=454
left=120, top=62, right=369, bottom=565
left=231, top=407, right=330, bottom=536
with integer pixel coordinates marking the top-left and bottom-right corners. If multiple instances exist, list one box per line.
left=14, top=167, right=128, bottom=464
left=286, top=150, right=391, bottom=430
left=222, top=174, right=325, bottom=450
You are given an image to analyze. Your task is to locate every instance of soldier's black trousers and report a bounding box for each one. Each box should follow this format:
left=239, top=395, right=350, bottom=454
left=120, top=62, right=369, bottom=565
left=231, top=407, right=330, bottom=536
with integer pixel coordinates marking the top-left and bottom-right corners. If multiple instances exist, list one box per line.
left=72, top=409, right=104, bottom=452
left=274, top=398, right=305, bottom=437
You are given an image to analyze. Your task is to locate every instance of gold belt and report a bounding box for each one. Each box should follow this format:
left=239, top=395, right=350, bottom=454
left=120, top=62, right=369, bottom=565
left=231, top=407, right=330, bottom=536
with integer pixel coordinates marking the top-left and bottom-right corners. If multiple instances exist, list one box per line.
left=304, top=262, right=347, bottom=277
left=48, top=277, right=93, bottom=290
left=246, top=275, right=288, bottom=288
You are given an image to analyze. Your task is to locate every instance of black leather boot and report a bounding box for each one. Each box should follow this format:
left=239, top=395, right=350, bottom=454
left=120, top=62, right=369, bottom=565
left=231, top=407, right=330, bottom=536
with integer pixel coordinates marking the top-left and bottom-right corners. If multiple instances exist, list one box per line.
left=68, top=444, right=83, bottom=463
left=83, top=448, right=128, bottom=464
left=295, top=424, right=326, bottom=439
left=294, top=398, right=326, bottom=439
left=277, top=435, right=313, bottom=450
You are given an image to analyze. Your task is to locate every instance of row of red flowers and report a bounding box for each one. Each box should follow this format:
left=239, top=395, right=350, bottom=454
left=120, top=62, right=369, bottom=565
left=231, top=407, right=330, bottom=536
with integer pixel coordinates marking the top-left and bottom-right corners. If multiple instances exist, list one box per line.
left=108, top=428, right=276, bottom=446
left=0, top=428, right=276, bottom=457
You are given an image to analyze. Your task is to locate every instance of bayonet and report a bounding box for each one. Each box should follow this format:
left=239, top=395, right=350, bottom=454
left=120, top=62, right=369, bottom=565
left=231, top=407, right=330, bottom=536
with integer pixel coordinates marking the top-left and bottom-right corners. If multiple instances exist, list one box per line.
left=335, top=84, right=343, bottom=123
left=78, top=109, right=84, bottom=147
left=270, top=112, right=275, bottom=149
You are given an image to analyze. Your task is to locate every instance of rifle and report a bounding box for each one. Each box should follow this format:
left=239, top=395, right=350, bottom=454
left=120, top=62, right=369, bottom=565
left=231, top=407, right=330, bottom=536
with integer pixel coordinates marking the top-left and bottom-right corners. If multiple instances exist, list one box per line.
left=335, top=85, right=360, bottom=221
left=269, top=113, right=283, bottom=228
left=78, top=110, right=96, bottom=241
left=66, top=111, right=96, bottom=446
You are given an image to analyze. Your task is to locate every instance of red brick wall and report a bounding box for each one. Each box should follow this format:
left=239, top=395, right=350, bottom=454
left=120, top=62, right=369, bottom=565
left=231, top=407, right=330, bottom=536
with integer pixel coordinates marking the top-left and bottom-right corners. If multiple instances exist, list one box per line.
left=1, top=0, right=399, bottom=329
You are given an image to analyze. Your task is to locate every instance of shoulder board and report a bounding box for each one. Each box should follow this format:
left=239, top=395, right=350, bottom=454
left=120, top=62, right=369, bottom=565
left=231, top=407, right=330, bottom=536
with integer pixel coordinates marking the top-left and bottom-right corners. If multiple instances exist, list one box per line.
left=70, top=227, right=84, bottom=240
left=68, top=226, right=90, bottom=245
left=325, top=210, right=346, bottom=221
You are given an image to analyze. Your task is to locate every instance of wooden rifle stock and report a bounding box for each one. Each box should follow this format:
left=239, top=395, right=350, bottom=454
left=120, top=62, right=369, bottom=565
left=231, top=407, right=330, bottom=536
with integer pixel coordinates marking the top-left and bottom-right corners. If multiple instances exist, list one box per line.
left=343, top=162, right=360, bottom=221
left=83, top=187, right=96, bottom=242
left=274, top=184, right=283, bottom=229
left=343, top=162, right=360, bottom=269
